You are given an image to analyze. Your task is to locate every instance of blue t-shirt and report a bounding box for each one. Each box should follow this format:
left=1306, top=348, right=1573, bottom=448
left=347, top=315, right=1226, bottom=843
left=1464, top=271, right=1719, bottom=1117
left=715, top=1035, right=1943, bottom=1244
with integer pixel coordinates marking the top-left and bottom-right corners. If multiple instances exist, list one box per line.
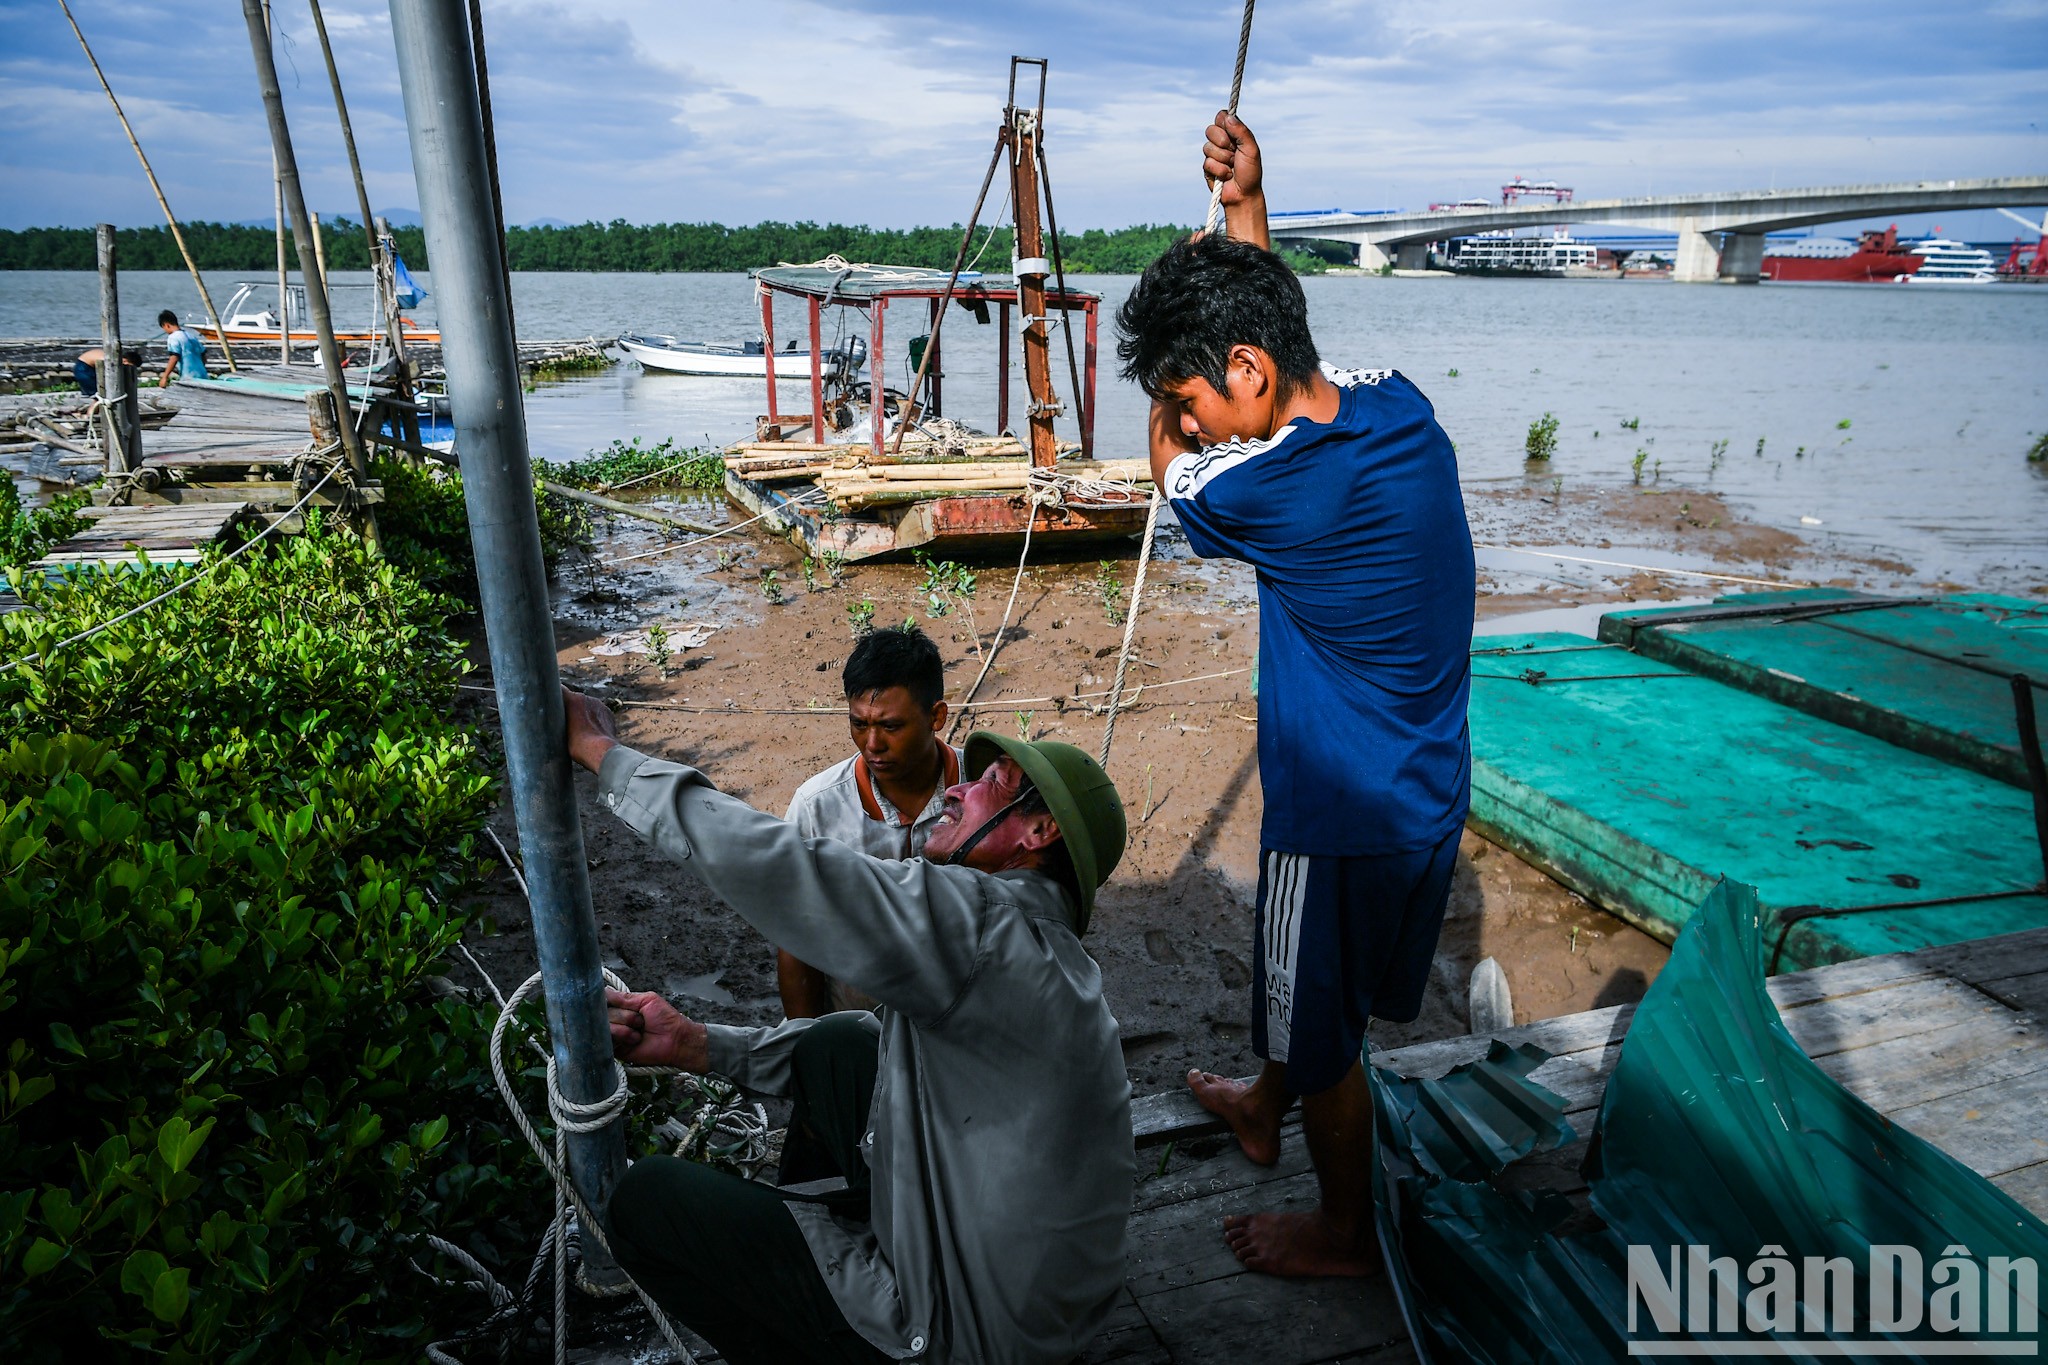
left=1164, top=364, right=1474, bottom=856
left=164, top=327, right=208, bottom=380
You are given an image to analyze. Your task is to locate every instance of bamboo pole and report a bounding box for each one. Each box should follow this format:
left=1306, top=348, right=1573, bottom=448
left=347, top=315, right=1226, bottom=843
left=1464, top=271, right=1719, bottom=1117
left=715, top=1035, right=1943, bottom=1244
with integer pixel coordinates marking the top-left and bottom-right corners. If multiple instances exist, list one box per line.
left=55, top=0, right=238, bottom=373
left=539, top=482, right=718, bottom=536
left=238, top=0, right=377, bottom=548
left=304, top=0, right=386, bottom=308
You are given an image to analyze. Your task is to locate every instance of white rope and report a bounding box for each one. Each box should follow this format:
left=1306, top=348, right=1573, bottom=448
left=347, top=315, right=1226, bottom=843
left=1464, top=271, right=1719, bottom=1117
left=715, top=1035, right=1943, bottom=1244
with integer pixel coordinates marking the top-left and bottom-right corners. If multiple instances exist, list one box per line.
left=954, top=490, right=1046, bottom=723
left=487, top=967, right=697, bottom=1365
left=597, top=487, right=831, bottom=567
left=1099, top=490, right=1164, bottom=766
left=0, top=462, right=339, bottom=677
left=1471, top=542, right=1813, bottom=590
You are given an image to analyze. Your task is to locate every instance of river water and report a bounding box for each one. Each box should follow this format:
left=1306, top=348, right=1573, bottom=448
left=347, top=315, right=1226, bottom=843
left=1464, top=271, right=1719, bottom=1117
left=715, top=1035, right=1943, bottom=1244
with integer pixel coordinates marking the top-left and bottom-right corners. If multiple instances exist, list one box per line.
left=6, top=267, right=2044, bottom=590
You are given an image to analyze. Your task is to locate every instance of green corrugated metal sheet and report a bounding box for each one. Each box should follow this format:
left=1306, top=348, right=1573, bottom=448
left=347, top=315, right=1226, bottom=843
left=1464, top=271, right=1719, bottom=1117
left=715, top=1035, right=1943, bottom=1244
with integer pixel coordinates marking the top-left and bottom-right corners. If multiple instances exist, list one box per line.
left=1468, top=632, right=2045, bottom=970
left=1374, top=880, right=2048, bottom=1363
left=1600, top=590, right=2048, bottom=787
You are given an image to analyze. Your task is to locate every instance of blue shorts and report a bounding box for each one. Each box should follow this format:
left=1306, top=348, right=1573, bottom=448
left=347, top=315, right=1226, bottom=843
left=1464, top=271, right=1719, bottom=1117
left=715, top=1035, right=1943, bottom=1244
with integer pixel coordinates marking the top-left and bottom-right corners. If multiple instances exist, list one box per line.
left=1251, top=826, right=1461, bottom=1095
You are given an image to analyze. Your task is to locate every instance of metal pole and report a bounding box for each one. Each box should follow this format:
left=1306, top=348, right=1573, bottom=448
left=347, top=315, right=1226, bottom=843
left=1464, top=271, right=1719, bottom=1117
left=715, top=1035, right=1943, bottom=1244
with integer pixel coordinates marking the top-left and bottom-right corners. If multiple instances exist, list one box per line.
left=95, top=225, right=134, bottom=477
left=56, top=0, right=238, bottom=373
left=237, top=0, right=374, bottom=522
left=387, top=0, right=627, bottom=1283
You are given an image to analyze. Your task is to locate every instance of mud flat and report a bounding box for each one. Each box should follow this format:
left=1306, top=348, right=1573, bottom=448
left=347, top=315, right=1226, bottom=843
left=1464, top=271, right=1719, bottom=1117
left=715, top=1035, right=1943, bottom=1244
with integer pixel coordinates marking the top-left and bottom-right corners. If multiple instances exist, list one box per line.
left=455, top=480, right=2002, bottom=1096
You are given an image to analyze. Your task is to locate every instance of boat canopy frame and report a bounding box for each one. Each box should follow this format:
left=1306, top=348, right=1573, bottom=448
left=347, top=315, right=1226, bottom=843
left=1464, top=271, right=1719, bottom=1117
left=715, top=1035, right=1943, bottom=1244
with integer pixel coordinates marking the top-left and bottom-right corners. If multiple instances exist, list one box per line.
left=750, top=264, right=1101, bottom=459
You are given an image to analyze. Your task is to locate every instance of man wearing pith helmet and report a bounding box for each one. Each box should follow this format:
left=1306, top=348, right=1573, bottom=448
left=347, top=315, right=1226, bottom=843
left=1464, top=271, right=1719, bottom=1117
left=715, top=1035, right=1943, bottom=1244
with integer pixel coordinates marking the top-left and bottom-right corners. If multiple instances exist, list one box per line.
left=562, top=686, right=1134, bottom=1365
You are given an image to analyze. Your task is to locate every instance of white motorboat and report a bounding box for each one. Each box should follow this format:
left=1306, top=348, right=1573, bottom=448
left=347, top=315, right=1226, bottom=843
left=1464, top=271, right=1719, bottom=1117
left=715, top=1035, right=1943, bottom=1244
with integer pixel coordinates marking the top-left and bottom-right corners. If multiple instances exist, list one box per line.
left=1901, top=239, right=1999, bottom=284
left=617, top=333, right=867, bottom=379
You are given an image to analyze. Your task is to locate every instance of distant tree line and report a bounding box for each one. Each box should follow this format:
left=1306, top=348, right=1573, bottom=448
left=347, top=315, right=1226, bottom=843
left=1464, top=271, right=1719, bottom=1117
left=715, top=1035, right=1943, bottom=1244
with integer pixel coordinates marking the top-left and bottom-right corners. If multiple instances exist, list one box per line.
left=0, top=218, right=1336, bottom=274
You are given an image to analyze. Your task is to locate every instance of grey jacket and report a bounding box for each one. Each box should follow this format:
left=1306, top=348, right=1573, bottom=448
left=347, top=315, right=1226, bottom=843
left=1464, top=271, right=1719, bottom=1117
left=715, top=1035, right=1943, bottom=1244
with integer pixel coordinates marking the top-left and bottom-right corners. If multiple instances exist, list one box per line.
left=597, top=746, right=1134, bottom=1364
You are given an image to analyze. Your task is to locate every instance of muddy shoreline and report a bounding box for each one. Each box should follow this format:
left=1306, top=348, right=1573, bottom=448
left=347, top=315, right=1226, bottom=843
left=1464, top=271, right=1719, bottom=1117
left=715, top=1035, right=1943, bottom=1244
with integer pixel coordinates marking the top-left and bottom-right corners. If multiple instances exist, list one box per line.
left=454, top=479, right=1992, bottom=1096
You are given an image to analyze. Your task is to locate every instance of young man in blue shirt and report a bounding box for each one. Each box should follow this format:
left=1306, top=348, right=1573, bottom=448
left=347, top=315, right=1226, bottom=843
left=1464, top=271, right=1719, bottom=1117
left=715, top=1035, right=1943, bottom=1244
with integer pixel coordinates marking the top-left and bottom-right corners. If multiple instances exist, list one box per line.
left=157, top=309, right=209, bottom=385
left=1117, top=112, right=1474, bottom=1279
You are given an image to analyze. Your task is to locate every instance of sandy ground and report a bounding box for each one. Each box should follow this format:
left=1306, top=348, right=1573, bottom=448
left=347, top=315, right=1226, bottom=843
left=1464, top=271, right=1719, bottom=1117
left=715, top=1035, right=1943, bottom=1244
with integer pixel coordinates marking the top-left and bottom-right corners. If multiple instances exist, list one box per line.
left=455, top=477, right=1931, bottom=1098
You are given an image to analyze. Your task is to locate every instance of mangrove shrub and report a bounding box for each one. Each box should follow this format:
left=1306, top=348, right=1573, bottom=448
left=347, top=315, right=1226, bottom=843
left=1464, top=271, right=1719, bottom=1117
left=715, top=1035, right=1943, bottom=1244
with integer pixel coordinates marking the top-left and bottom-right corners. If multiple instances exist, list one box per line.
left=0, top=524, right=545, bottom=1362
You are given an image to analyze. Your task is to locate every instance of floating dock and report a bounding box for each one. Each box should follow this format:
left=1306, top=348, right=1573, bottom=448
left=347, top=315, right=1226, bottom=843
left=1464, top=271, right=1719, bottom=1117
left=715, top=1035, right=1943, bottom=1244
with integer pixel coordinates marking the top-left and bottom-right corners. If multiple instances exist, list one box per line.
left=1601, top=588, right=2048, bottom=787
left=1465, top=591, right=2048, bottom=973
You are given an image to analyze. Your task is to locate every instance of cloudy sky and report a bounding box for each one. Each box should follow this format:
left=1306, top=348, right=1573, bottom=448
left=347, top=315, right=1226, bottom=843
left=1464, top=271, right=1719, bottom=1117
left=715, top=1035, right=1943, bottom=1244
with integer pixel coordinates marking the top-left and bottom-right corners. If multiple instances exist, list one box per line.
left=4, top=0, right=2044, bottom=237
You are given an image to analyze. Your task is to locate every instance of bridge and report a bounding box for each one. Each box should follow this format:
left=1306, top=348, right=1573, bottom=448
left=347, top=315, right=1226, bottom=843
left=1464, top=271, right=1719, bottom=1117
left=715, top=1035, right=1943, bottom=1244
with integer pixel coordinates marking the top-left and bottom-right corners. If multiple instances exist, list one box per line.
left=1268, top=176, right=2048, bottom=281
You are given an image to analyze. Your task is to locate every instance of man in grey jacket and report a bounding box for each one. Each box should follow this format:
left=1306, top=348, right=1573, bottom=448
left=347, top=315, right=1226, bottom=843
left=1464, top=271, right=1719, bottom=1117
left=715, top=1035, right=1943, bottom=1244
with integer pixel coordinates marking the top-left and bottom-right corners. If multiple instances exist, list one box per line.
left=562, top=688, right=1134, bottom=1365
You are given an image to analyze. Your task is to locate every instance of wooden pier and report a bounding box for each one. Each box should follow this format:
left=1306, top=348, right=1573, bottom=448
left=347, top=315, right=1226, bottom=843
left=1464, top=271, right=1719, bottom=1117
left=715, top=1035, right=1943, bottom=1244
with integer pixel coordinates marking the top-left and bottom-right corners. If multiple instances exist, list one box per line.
left=1089, top=926, right=2048, bottom=1364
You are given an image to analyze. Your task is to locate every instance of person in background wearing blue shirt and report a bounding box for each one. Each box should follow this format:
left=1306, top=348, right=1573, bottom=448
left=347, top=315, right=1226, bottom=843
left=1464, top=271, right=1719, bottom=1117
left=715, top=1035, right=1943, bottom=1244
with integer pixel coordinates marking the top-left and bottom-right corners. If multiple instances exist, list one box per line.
left=157, top=309, right=208, bottom=385
left=1116, top=111, right=1474, bottom=1279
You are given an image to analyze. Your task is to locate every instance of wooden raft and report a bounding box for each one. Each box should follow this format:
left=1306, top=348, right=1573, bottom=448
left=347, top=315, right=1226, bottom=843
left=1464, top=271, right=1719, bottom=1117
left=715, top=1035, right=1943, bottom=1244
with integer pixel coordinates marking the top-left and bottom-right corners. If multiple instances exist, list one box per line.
left=1087, top=928, right=2048, bottom=1364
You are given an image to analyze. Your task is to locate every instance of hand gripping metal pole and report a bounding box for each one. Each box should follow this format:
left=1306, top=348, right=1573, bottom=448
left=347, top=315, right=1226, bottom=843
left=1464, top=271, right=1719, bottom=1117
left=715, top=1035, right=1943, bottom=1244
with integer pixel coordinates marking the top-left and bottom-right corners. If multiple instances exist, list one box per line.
left=387, top=0, right=629, bottom=1287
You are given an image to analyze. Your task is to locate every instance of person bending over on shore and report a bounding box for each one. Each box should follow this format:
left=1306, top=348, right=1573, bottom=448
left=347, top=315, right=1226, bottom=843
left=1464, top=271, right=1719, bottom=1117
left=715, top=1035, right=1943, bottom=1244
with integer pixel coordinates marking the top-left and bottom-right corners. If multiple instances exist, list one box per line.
left=73, top=346, right=142, bottom=398
left=778, top=623, right=961, bottom=1019
left=157, top=309, right=209, bottom=386
left=1115, top=111, right=1474, bottom=1279
left=563, top=686, right=1134, bottom=1365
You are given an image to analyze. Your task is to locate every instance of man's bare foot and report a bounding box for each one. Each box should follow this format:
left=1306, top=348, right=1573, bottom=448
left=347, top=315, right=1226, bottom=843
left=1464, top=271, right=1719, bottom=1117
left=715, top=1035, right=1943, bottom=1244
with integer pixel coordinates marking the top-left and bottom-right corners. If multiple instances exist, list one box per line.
left=1222, top=1210, right=1381, bottom=1279
left=1187, top=1070, right=1283, bottom=1167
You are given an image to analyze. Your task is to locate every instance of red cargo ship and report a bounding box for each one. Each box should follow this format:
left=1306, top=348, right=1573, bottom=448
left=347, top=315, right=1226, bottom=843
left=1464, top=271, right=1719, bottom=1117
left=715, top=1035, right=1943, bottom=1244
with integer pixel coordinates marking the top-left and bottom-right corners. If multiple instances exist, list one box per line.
left=1762, top=225, right=1923, bottom=282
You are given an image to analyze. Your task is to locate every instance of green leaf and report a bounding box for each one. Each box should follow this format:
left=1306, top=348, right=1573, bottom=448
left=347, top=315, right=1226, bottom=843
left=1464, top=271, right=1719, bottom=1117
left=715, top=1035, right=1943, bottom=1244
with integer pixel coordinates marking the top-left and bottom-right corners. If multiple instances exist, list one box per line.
left=416, top=1114, right=449, bottom=1151
left=156, top=1115, right=192, bottom=1171
left=149, top=1266, right=190, bottom=1323
left=47, top=1021, right=86, bottom=1056
left=121, top=1248, right=170, bottom=1297
left=22, top=1237, right=67, bottom=1277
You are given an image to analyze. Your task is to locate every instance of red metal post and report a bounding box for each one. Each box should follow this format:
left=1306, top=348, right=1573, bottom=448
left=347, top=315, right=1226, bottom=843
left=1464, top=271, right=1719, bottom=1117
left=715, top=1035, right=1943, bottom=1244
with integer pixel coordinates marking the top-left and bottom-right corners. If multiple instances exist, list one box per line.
left=870, top=297, right=887, bottom=457
left=808, top=294, right=824, bottom=444
left=997, top=299, right=1010, bottom=434
left=1082, top=297, right=1098, bottom=460
left=926, top=297, right=942, bottom=420
left=761, top=284, right=779, bottom=426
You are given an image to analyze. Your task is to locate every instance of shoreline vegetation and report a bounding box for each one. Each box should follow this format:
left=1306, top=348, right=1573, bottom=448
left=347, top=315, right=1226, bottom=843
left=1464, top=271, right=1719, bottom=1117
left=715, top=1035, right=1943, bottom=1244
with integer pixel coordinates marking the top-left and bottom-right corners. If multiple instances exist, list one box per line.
left=0, top=219, right=1345, bottom=276
left=0, top=446, right=734, bottom=1359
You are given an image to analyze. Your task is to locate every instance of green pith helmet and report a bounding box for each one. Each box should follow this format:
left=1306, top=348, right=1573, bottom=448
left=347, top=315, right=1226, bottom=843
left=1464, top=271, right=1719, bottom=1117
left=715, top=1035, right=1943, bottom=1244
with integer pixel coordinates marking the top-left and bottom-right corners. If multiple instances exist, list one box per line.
left=963, top=732, right=1126, bottom=933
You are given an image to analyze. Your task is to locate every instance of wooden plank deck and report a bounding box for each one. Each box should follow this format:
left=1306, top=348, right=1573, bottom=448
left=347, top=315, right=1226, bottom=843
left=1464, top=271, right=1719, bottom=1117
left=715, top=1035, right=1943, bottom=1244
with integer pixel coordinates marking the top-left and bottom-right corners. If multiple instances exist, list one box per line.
left=30, top=502, right=253, bottom=571
left=1089, top=927, right=2048, bottom=1364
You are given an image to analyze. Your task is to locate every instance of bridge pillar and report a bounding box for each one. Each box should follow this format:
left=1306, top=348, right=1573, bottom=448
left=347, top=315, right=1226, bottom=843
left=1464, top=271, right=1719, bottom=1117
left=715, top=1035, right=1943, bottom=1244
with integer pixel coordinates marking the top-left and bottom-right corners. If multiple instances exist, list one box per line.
left=1394, top=242, right=1430, bottom=271
left=1357, top=239, right=1392, bottom=272
left=1717, top=231, right=1764, bottom=283
left=1673, top=218, right=1721, bottom=282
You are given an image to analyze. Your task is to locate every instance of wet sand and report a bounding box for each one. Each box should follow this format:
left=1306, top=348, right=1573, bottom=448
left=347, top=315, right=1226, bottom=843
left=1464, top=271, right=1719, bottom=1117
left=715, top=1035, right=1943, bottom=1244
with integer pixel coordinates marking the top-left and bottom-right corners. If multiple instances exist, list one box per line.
left=456, top=479, right=1980, bottom=1095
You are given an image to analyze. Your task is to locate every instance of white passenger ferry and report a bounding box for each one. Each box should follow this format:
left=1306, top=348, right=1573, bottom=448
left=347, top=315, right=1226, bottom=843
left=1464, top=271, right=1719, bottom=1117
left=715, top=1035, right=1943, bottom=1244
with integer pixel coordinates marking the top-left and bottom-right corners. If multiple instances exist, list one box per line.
left=1451, top=228, right=1597, bottom=276
left=1902, top=239, right=1999, bottom=284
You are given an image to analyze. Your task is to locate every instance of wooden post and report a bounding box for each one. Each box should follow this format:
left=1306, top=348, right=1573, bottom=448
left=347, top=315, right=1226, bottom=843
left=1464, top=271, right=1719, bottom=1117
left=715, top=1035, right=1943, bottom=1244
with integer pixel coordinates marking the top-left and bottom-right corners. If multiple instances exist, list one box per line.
left=311, top=210, right=330, bottom=292
left=1011, top=109, right=1058, bottom=468
left=95, top=224, right=135, bottom=476
left=808, top=294, right=824, bottom=445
